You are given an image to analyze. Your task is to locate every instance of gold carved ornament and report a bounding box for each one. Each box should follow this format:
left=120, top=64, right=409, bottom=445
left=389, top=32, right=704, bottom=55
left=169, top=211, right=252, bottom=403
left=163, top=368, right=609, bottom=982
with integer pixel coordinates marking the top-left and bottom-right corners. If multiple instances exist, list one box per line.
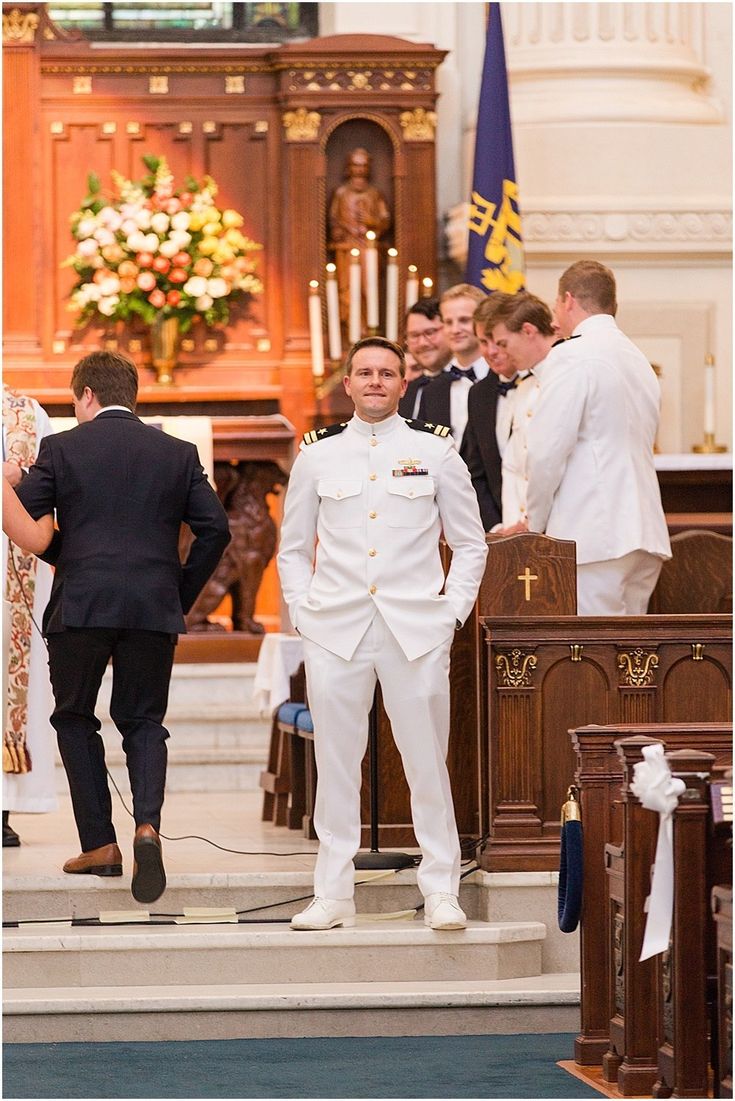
left=617, top=648, right=659, bottom=687
left=282, top=107, right=321, bottom=142
left=495, top=649, right=537, bottom=688
left=3, top=8, right=39, bottom=43
left=399, top=107, right=437, bottom=142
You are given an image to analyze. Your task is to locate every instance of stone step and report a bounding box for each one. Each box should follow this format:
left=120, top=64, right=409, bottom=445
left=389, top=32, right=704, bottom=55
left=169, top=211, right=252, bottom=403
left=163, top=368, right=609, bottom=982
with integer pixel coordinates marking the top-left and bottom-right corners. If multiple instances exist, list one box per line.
left=3, top=870, right=580, bottom=975
left=3, top=974, right=581, bottom=1042
left=4, top=918, right=546, bottom=989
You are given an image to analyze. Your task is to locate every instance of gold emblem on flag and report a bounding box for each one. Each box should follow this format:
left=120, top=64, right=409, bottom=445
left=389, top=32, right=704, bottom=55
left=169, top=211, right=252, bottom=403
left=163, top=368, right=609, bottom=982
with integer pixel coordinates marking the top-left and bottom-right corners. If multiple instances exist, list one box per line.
left=468, top=178, right=525, bottom=293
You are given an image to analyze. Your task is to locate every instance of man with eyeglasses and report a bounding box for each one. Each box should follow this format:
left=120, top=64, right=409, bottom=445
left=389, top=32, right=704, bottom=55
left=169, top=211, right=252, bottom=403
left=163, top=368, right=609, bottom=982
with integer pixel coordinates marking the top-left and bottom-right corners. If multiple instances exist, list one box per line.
left=398, top=298, right=452, bottom=418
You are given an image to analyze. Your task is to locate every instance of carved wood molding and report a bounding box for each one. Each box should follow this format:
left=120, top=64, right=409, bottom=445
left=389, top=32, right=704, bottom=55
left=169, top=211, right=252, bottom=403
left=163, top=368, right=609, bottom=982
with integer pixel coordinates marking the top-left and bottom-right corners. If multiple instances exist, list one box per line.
left=3, top=8, right=38, bottom=44
left=282, top=107, right=321, bottom=142
left=495, top=648, right=538, bottom=688
left=399, top=107, right=437, bottom=142
left=617, top=648, right=660, bottom=687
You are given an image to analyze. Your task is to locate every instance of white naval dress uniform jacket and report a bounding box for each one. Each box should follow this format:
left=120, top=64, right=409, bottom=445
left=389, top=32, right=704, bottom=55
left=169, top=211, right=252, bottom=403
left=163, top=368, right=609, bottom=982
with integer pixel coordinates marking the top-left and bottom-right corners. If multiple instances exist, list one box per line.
left=277, top=412, right=488, bottom=661
left=525, top=314, right=671, bottom=566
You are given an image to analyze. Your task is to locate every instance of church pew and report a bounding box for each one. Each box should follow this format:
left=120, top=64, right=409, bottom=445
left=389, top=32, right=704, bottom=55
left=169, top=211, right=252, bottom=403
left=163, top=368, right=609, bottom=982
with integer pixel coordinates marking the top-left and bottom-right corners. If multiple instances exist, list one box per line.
left=571, top=722, right=733, bottom=1067
left=711, top=885, right=733, bottom=1099
left=603, top=736, right=663, bottom=1094
left=652, top=749, right=727, bottom=1099
left=480, top=615, right=732, bottom=872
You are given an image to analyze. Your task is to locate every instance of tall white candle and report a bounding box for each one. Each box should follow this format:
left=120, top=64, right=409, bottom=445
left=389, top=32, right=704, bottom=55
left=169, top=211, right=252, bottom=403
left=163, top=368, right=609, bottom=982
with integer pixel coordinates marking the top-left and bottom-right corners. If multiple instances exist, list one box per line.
left=385, top=248, right=399, bottom=342
left=704, top=354, right=716, bottom=436
left=325, top=263, right=342, bottom=362
left=349, top=248, right=362, bottom=345
left=405, top=265, right=419, bottom=310
left=421, top=276, right=434, bottom=298
left=308, top=280, right=324, bottom=378
left=365, top=231, right=379, bottom=330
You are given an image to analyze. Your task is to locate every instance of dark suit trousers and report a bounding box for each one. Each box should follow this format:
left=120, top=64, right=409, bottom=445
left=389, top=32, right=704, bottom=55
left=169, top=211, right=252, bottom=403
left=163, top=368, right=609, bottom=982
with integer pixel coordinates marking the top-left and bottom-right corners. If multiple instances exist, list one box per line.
left=47, top=628, right=175, bottom=851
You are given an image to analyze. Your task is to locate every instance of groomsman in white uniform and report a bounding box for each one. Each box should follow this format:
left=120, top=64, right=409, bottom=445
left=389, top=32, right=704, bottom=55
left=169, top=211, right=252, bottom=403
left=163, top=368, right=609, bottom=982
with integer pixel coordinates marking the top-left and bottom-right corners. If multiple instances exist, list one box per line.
left=488, top=292, right=559, bottom=533
left=278, top=337, right=487, bottom=931
left=525, top=261, right=671, bottom=615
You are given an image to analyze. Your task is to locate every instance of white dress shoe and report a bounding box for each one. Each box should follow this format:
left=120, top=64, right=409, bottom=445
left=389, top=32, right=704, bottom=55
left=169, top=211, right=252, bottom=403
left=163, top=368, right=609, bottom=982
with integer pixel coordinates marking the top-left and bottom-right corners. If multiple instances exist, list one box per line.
left=424, top=892, right=467, bottom=930
left=290, top=897, right=356, bottom=930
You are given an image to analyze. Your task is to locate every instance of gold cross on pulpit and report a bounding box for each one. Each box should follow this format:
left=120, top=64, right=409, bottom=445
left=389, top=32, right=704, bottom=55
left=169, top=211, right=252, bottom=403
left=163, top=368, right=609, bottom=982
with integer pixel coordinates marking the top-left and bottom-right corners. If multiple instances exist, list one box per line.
left=517, top=567, right=539, bottom=601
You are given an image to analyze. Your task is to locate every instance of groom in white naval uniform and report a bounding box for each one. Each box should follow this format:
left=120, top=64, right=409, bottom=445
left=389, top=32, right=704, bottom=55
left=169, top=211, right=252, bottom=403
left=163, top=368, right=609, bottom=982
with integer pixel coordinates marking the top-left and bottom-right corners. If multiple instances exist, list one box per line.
left=277, top=337, right=487, bottom=931
left=525, top=260, right=671, bottom=615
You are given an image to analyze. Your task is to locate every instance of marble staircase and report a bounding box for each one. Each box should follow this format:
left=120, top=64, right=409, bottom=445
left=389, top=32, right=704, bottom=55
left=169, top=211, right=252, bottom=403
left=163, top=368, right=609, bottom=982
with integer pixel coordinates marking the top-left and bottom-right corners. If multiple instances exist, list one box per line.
left=3, top=869, right=579, bottom=1042
left=11, top=660, right=581, bottom=1043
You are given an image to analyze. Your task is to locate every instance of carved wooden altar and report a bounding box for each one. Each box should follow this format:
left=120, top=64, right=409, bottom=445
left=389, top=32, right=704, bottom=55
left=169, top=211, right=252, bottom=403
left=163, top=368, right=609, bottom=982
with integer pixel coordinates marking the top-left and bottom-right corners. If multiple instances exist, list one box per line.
left=3, top=5, right=446, bottom=442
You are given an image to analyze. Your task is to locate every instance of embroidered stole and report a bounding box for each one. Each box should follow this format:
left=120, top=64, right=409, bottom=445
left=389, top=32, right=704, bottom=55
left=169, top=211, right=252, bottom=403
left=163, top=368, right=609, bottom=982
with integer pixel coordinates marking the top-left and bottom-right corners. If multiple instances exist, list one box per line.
left=3, top=387, right=38, bottom=774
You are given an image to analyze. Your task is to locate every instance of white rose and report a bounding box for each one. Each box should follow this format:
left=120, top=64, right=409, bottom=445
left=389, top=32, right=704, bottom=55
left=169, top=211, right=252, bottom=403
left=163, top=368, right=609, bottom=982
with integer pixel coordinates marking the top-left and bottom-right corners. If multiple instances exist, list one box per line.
left=94, top=228, right=115, bottom=247
left=97, top=295, right=120, bottom=316
left=171, top=211, right=191, bottom=231
left=169, top=230, right=191, bottom=249
left=183, top=276, right=208, bottom=297
left=77, top=217, right=97, bottom=239
left=158, top=239, right=179, bottom=259
left=143, top=232, right=160, bottom=252
left=82, top=282, right=102, bottom=302
left=195, top=294, right=214, bottom=311
left=77, top=238, right=99, bottom=257
left=121, top=218, right=138, bottom=238
left=151, top=212, right=170, bottom=235
left=134, top=208, right=152, bottom=230
left=126, top=230, right=148, bottom=253
left=207, top=278, right=229, bottom=299
left=98, top=276, right=120, bottom=296
left=98, top=208, right=122, bottom=232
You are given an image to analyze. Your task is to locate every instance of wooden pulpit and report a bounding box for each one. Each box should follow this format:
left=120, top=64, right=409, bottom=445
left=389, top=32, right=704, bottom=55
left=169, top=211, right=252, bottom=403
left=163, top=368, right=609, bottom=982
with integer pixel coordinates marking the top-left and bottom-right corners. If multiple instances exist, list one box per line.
left=480, top=532, right=577, bottom=616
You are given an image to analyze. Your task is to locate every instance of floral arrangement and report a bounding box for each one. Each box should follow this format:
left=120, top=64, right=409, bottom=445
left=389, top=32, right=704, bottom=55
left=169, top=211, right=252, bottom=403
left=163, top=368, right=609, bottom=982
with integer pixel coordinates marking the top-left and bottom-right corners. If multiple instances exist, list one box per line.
left=63, top=155, right=263, bottom=333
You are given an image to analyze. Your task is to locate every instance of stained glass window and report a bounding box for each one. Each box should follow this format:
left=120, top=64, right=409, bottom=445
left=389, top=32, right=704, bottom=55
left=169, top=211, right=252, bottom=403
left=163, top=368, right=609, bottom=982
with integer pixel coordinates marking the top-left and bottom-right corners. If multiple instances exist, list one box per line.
left=48, top=2, right=318, bottom=41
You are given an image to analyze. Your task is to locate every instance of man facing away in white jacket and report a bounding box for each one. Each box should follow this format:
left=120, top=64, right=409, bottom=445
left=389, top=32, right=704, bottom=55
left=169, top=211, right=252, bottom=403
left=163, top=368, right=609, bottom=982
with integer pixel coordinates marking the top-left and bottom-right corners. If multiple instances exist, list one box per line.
left=526, top=260, right=671, bottom=615
left=277, top=337, right=487, bottom=931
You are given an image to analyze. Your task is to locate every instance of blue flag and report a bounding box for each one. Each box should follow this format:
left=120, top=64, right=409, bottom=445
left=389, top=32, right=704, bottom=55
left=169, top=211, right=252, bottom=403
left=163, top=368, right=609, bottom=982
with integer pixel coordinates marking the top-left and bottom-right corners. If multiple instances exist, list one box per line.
left=466, top=3, right=525, bottom=294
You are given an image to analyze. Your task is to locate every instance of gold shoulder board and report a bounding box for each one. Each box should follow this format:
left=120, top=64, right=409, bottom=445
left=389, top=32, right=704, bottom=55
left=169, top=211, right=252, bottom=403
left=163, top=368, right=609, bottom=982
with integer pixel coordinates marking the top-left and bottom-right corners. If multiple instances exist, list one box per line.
left=302, top=422, right=349, bottom=446
left=405, top=419, right=451, bottom=438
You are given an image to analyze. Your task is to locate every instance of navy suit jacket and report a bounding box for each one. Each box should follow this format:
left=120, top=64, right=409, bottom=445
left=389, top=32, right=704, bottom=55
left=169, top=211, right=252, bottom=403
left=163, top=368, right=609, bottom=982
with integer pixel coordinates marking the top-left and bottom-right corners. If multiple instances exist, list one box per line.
left=17, top=409, right=231, bottom=635
left=415, top=372, right=453, bottom=433
left=458, top=374, right=503, bottom=531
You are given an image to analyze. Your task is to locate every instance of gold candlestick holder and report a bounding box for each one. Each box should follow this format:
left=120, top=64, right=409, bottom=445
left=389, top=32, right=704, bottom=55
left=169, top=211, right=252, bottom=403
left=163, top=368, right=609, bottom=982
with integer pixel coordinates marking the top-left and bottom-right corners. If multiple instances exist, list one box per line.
left=692, top=433, right=727, bottom=454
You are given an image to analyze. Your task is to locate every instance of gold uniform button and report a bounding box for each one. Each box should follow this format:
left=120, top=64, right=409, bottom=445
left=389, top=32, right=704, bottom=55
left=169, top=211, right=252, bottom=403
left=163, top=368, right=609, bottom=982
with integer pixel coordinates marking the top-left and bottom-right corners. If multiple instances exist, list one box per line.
left=369, top=585, right=377, bottom=595
left=369, top=473, right=377, bottom=481
left=368, top=548, right=377, bottom=557
left=369, top=511, right=377, bottom=519
left=370, top=438, right=378, bottom=447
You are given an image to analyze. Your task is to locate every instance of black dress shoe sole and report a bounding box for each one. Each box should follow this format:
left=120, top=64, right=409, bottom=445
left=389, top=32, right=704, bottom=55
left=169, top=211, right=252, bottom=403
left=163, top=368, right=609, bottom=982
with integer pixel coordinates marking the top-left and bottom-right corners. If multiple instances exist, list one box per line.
left=132, top=838, right=166, bottom=904
left=3, top=834, right=21, bottom=848
left=64, top=864, right=123, bottom=876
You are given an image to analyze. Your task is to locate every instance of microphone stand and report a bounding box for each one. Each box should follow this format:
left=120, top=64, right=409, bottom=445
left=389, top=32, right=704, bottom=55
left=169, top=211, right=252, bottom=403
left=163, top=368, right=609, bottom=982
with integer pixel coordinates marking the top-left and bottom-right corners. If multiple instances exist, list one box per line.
left=353, top=688, right=415, bottom=871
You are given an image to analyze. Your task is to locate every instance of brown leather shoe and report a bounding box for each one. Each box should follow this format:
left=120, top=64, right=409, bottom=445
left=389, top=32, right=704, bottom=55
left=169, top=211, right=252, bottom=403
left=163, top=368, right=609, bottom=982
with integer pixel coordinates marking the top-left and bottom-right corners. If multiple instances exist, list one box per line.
left=131, top=824, right=166, bottom=904
left=63, top=843, right=123, bottom=877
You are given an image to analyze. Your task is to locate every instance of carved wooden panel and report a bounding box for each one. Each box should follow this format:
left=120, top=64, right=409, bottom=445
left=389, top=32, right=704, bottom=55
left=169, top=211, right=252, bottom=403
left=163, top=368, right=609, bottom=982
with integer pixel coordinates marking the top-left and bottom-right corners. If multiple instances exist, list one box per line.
left=480, top=616, right=732, bottom=870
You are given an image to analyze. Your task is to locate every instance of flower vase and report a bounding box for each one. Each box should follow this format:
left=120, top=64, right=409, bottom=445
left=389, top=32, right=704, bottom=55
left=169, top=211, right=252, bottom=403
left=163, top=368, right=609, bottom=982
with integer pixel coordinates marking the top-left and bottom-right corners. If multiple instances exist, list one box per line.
left=150, top=315, right=179, bottom=385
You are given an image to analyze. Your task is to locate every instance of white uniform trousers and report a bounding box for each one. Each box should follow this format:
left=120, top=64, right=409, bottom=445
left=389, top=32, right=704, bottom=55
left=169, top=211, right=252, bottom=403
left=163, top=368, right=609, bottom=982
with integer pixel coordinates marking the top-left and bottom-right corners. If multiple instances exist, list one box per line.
left=301, top=611, right=460, bottom=901
left=577, top=550, right=664, bottom=616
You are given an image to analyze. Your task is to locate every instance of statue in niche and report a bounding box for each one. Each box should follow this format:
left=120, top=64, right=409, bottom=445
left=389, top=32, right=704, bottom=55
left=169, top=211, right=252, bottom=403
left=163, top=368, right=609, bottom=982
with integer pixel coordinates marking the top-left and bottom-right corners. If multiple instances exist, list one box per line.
left=329, top=147, right=391, bottom=325
left=185, top=461, right=288, bottom=634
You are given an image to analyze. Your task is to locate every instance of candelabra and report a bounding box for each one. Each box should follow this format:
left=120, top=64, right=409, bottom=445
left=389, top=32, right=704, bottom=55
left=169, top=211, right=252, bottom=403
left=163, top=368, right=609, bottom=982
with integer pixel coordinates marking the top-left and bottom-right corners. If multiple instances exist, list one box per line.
left=692, top=355, right=727, bottom=453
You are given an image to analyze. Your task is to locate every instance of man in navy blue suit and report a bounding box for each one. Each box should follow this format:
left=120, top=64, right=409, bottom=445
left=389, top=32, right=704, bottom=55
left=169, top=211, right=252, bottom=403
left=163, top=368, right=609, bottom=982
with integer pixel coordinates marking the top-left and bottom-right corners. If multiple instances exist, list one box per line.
left=17, top=352, right=230, bottom=902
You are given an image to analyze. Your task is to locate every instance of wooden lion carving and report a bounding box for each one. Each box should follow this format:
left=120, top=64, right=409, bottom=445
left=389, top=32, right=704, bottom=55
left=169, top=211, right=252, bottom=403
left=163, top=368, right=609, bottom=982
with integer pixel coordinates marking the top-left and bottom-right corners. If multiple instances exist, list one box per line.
left=186, top=460, right=288, bottom=634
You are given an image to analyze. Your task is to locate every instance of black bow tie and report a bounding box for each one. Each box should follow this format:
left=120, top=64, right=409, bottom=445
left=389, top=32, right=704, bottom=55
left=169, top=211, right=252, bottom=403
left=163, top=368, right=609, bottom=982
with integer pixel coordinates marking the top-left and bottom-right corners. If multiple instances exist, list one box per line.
left=448, top=365, right=477, bottom=382
left=497, top=377, right=518, bottom=397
